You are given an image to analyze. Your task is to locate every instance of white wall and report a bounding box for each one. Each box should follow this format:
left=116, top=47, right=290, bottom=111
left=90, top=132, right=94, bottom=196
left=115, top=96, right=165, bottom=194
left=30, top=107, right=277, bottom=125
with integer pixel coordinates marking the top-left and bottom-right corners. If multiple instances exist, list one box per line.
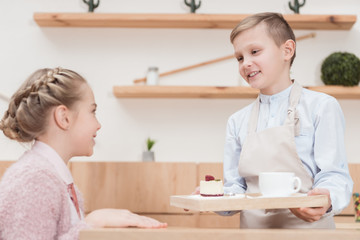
left=0, top=0, right=359, bottom=163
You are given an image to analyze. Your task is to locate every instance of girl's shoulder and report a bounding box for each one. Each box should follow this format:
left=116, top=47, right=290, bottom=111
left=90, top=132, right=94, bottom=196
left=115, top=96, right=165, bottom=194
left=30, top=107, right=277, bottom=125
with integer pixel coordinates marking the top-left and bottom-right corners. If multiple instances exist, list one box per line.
left=1, top=150, right=63, bottom=190
left=0, top=150, right=72, bottom=239
left=0, top=154, right=66, bottom=217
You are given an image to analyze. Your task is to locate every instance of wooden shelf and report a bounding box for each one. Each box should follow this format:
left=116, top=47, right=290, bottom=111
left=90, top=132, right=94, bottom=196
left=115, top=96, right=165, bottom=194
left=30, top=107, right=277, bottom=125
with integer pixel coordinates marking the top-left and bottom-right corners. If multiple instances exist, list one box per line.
left=307, top=85, right=360, bottom=99
left=33, top=13, right=357, bottom=30
left=113, top=86, right=258, bottom=99
left=113, top=85, right=360, bottom=99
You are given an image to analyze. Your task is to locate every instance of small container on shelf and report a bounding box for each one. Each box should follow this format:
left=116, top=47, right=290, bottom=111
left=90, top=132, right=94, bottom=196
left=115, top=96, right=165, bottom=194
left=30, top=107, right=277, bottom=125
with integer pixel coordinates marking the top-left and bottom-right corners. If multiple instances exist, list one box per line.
left=146, top=66, right=159, bottom=85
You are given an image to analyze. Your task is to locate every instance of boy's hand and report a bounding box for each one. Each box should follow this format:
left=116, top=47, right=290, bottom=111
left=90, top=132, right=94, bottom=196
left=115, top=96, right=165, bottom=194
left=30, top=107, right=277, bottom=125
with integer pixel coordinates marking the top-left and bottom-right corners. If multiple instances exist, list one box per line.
left=289, top=188, right=332, bottom=222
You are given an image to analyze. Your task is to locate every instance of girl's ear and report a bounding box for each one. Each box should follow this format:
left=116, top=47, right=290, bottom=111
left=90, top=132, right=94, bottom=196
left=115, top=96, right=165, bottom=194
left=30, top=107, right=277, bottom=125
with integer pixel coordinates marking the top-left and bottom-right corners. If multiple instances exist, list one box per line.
left=283, top=39, right=296, bottom=61
left=54, top=105, right=70, bottom=130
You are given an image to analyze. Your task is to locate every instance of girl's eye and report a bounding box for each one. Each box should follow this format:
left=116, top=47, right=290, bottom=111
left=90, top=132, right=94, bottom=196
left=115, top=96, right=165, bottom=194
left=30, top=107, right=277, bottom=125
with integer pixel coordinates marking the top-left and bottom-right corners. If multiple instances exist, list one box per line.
left=237, top=56, right=243, bottom=62
left=252, top=50, right=259, bottom=55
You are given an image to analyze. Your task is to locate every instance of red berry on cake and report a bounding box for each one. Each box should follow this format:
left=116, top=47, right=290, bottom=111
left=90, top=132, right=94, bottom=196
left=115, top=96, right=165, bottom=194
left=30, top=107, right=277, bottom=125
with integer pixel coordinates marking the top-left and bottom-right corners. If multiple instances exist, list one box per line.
left=205, top=175, right=215, bottom=181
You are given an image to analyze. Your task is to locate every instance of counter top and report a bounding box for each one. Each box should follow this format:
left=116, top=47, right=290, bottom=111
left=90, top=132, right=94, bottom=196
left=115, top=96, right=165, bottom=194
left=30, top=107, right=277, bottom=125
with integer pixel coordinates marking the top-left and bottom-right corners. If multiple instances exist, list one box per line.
left=80, top=227, right=360, bottom=240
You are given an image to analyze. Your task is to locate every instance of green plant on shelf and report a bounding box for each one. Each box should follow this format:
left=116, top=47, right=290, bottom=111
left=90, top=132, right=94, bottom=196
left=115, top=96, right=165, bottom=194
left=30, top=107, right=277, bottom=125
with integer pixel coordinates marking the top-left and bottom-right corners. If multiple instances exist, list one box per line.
left=321, top=52, right=360, bottom=86
left=184, top=0, right=201, bottom=13
left=288, top=0, right=306, bottom=14
left=146, top=138, right=156, bottom=151
left=83, top=0, right=100, bottom=12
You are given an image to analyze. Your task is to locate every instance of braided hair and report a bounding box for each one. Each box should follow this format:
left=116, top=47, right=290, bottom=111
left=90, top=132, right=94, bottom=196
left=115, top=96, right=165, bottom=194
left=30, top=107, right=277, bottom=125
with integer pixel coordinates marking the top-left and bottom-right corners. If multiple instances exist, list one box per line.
left=0, top=68, right=86, bottom=142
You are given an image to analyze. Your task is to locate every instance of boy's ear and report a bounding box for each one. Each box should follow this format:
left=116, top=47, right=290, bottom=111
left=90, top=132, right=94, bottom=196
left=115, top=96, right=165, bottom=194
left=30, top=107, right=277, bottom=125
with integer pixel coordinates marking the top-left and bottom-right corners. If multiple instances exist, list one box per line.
left=284, top=39, right=296, bottom=61
left=54, top=105, right=70, bottom=130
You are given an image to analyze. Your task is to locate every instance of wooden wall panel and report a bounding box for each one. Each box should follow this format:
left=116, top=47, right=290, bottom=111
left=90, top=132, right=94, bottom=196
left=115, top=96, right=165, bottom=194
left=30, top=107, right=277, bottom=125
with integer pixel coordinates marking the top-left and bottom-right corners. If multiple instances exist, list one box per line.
left=0, top=161, right=15, bottom=180
left=70, top=162, right=197, bottom=214
left=143, top=214, right=197, bottom=228
left=1, top=161, right=358, bottom=227
left=198, top=213, right=240, bottom=228
left=2, top=161, right=358, bottom=217
left=143, top=213, right=240, bottom=228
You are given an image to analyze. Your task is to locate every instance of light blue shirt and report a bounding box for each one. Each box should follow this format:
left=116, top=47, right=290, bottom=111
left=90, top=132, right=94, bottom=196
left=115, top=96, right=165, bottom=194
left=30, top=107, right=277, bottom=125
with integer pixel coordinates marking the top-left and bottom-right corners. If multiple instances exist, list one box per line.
left=222, top=84, right=353, bottom=215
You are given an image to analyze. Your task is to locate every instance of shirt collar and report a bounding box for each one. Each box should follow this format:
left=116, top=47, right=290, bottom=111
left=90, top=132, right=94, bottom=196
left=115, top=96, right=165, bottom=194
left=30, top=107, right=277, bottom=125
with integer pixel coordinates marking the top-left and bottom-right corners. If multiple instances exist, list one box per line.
left=32, top=140, right=74, bottom=185
left=259, top=83, right=293, bottom=104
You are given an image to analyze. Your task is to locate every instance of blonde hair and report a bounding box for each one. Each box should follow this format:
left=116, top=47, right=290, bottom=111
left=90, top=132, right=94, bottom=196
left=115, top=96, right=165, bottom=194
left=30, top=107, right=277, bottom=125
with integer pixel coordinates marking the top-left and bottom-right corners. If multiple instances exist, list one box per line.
left=230, top=12, right=296, bottom=65
left=0, top=68, right=87, bottom=142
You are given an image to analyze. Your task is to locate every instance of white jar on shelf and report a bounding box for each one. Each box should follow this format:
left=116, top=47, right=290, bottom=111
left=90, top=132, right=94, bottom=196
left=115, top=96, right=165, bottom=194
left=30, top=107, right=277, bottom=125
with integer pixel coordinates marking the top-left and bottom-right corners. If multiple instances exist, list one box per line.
left=146, top=66, right=159, bottom=85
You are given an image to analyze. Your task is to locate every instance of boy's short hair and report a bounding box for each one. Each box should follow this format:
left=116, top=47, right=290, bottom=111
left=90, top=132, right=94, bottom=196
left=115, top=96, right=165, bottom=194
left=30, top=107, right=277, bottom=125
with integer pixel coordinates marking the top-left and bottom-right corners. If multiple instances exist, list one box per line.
left=230, top=12, right=296, bottom=66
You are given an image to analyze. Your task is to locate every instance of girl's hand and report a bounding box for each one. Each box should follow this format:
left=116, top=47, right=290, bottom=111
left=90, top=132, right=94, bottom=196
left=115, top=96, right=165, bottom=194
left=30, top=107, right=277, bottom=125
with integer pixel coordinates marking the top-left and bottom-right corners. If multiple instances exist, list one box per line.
left=85, top=209, right=167, bottom=228
left=192, top=186, right=200, bottom=195
left=289, top=188, right=332, bottom=222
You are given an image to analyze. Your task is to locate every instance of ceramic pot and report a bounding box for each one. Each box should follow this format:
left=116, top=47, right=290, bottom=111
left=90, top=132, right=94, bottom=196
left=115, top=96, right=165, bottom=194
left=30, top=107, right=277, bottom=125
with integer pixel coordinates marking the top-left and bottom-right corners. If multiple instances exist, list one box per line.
left=142, top=151, right=155, bottom=162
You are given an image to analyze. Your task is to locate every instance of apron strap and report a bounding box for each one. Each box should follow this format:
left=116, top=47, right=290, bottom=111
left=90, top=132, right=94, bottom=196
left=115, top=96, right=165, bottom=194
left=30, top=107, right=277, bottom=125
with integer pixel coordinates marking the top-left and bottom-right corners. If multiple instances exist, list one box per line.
left=247, top=96, right=260, bottom=134
left=284, top=81, right=302, bottom=132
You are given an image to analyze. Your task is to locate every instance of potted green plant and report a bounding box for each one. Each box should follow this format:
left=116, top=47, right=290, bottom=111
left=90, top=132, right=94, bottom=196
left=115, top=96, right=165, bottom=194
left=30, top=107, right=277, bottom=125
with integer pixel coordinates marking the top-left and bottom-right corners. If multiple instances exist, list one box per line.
left=321, top=52, right=360, bottom=86
left=83, top=0, right=100, bottom=12
left=142, top=138, right=156, bottom=162
left=184, top=0, right=201, bottom=13
left=288, top=0, right=306, bottom=14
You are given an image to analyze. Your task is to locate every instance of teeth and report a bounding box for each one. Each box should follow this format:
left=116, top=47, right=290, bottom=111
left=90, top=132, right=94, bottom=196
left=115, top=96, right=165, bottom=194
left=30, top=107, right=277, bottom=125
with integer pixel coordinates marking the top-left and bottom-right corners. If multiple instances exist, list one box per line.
left=249, top=71, right=258, bottom=77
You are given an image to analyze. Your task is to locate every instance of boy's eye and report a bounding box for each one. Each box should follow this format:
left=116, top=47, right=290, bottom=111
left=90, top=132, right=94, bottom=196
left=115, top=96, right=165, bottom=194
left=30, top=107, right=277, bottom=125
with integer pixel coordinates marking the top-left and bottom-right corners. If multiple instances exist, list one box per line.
left=236, top=56, right=243, bottom=62
left=252, top=50, right=259, bottom=55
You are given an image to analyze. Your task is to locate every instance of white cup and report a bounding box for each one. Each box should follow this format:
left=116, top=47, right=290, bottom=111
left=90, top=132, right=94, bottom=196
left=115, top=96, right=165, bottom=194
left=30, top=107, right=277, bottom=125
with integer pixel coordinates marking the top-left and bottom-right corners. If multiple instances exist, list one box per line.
left=259, top=172, right=302, bottom=197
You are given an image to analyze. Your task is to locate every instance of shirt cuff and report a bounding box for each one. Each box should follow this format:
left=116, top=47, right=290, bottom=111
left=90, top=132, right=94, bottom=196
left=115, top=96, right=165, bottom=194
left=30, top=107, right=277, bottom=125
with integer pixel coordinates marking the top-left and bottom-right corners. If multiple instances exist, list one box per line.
left=326, top=205, right=333, bottom=214
left=215, top=210, right=240, bottom=216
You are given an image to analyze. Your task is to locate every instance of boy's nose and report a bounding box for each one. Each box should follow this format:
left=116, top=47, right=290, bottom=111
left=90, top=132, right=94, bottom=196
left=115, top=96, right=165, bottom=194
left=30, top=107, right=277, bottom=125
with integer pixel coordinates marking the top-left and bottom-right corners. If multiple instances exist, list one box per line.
left=243, top=57, right=253, bottom=67
left=240, top=60, right=252, bottom=74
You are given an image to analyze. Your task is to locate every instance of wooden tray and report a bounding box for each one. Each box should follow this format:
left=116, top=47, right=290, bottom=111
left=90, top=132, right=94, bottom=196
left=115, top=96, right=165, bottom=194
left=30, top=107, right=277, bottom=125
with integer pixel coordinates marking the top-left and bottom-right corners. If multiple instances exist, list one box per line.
left=170, top=193, right=329, bottom=212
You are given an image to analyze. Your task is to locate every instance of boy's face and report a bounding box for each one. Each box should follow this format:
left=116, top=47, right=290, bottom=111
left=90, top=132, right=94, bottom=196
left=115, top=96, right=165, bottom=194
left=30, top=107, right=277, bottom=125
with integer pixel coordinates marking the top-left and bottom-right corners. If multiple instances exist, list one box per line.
left=233, top=22, right=293, bottom=95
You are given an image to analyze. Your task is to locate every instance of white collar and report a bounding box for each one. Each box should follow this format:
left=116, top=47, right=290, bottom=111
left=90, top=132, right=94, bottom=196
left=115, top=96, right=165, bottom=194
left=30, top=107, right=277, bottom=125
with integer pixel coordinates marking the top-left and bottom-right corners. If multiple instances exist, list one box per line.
left=32, top=141, right=74, bottom=185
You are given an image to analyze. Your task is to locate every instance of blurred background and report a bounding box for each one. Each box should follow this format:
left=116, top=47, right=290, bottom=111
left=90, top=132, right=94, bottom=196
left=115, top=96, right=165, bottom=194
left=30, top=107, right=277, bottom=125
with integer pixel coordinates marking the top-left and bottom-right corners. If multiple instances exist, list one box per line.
left=0, top=0, right=359, bottom=163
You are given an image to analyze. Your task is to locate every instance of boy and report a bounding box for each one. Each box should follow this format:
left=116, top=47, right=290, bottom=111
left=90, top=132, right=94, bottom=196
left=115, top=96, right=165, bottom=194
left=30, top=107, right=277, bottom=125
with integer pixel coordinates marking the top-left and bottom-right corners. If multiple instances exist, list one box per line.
left=222, top=12, right=353, bottom=228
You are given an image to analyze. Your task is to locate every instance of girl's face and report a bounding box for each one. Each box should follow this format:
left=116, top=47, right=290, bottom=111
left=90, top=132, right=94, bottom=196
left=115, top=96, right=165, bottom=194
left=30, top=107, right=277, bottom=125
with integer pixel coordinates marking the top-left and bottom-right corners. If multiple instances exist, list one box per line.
left=232, top=22, right=292, bottom=95
left=68, top=83, right=101, bottom=157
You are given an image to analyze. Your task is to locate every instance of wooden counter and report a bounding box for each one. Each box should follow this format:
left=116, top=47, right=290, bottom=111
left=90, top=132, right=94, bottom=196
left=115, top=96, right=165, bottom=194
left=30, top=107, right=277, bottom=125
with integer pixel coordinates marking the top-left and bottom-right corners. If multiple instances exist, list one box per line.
left=80, top=227, right=360, bottom=240
left=1, top=161, right=359, bottom=229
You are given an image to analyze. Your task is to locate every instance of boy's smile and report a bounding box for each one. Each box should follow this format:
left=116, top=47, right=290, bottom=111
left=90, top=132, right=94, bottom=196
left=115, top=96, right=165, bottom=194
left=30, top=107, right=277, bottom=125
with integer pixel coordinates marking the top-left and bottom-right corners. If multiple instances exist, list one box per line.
left=232, top=22, right=293, bottom=95
left=247, top=70, right=261, bottom=80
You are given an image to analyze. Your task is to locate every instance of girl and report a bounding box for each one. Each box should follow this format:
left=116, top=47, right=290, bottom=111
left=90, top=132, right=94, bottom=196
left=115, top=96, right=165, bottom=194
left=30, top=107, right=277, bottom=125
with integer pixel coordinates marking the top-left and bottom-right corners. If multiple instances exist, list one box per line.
left=0, top=68, right=167, bottom=239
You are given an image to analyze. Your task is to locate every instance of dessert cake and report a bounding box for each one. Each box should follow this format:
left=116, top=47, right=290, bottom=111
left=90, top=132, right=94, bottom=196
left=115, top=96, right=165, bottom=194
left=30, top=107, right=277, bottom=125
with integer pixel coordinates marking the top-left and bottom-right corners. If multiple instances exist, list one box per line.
left=200, top=175, right=224, bottom=197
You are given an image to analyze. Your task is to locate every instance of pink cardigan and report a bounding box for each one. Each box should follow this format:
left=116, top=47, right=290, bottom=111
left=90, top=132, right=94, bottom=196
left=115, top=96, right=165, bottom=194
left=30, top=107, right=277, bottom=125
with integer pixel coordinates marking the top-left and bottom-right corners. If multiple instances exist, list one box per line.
left=0, top=150, right=89, bottom=240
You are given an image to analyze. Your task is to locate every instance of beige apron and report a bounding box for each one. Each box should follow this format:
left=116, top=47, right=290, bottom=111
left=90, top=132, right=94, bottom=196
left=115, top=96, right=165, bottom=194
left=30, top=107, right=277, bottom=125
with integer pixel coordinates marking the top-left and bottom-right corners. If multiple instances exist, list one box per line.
left=238, top=81, right=334, bottom=229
